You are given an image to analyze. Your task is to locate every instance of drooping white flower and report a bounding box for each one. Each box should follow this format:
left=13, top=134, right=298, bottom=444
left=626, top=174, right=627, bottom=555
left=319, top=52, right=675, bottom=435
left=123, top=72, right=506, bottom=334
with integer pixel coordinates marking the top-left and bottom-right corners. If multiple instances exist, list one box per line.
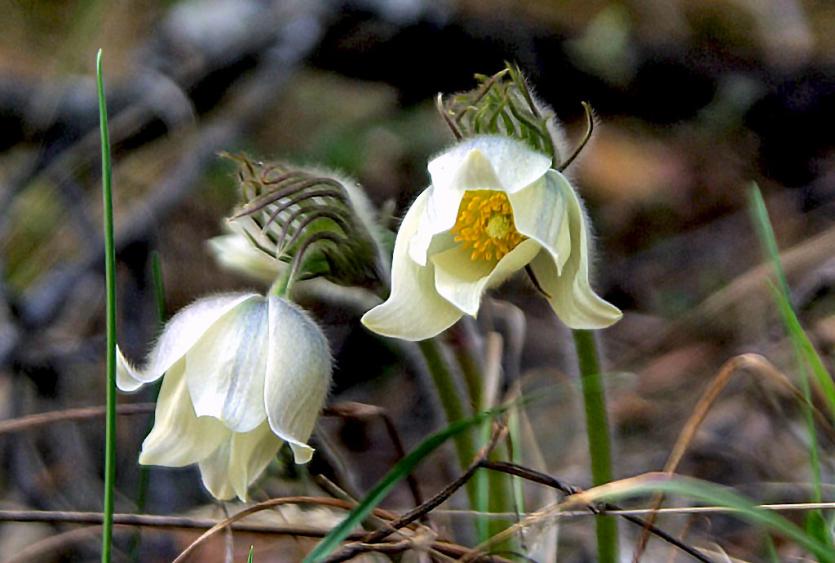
left=118, top=293, right=331, bottom=501
left=362, top=135, right=621, bottom=341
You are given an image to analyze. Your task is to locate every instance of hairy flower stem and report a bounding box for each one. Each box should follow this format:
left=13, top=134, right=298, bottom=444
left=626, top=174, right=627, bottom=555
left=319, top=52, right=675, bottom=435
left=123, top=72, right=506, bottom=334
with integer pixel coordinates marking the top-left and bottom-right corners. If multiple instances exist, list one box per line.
left=416, top=339, right=479, bottom=509
left=270, top=265, right=294, bottom=298
left=572, top=329, right=619, bottom=563
left=453, top=335, right=511, bottom=542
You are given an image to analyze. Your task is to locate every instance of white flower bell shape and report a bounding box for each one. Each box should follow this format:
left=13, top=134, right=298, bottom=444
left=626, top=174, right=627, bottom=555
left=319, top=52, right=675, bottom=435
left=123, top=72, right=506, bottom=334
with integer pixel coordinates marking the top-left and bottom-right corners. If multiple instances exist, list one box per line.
left=117, top=293, right=331, bottom=501
left=362, top=135, right=621, bottom=341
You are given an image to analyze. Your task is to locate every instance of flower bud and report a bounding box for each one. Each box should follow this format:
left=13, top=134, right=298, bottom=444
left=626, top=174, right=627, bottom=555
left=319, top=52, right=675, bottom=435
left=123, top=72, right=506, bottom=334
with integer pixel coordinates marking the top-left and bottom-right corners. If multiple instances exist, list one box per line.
left=221, top=154, right=388, bottom=287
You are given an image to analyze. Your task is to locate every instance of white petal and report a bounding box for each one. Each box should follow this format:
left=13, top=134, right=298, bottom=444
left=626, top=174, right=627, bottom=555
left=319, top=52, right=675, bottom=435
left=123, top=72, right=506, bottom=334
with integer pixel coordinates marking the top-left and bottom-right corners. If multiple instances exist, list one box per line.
left=228, top=215, right=278, bottom=261
left=264, top=298, right=331, bottom=463
left=432, top=239, right=541, bottom=316
left=185, top=296, right=269, bottom=433
left=362, top=190, right=463, bottom=340
left=138, top=362, right=229, bottom=467
left=115, top=293, right=258, bottom=391
left=198, top=438, right=236, bottom=501
left=416, top=148, right=503, bottom=258
left=530, top=171, right=622, bottom=328
left=207, top=229, right=283, bottom=284
left=509, top=172, right=571, bottom=273
left=228, top=422, right=284, bottom=501
left=411, top=137, right=551, bottom=264
left=288, top=442, right=315, bottom=464
left=116, top=347, right=147, bottom=392
left=428, top=136, right=551, bottom=196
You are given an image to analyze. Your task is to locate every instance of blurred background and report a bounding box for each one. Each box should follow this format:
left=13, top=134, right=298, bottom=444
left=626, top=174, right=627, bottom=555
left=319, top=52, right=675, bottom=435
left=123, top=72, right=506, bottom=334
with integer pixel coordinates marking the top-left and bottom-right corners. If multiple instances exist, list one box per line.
left=0, top=0, right=833, bottom=560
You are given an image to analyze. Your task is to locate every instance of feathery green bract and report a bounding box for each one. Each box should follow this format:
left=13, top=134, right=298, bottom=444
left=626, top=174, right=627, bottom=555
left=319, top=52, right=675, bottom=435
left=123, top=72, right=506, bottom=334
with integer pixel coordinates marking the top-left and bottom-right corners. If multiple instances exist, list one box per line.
left=97, top=48, right=117, bottom=563
left=441, top=63, right=558, bottom=162
left=748, top=184, right=835, bottom=555
left=303, top=408, right=504, bottom=562
left=224, top=153, right=382, bottom=288
left=598, top=475, right=835, bottom=563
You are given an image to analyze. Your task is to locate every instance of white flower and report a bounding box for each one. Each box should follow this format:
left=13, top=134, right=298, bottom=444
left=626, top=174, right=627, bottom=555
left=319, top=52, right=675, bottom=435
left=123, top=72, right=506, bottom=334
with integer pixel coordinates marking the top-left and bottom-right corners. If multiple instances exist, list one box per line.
left=362, top=135, right=621, bottom=341
left=117, top=293, right=331, bottom=501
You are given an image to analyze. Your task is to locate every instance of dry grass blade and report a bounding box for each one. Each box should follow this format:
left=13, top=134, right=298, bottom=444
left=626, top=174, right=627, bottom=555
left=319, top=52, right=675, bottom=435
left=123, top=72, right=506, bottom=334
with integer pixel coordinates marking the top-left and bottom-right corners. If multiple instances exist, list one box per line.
left=0, top=403, right=155, bottom=436
left=323, top=402, right=425, bottom=510
left=3, top=525, right=106, bottom=563
left=320, top=424, right=509, bottom=563
left=170, top=497, right=407, bottom=563
left=477, top=462, right=711, bottom=562
left=632, top=353, right=830, bottom=562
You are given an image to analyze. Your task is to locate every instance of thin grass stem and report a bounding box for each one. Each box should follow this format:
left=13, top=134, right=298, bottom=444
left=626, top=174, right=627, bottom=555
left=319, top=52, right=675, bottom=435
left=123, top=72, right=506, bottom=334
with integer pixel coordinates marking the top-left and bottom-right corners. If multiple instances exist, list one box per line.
left=96, top=48, right=117, bottom=563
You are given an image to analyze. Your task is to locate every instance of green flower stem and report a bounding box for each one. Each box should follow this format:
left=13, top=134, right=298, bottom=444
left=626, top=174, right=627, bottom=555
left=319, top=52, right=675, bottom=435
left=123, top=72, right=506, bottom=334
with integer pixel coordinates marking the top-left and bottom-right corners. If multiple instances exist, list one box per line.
left=452, top=328, right=516, bottom=544
left=452, top=333, right=483, bottom=410
left=485, top=439, right=515, bottom=544
left=270, top=266, right=293, bottom=298
left=416, top=338, right=479, bottom=508
left=97, top=49, right=117, bottom=563
left=572, top=329, right=618, bottom=563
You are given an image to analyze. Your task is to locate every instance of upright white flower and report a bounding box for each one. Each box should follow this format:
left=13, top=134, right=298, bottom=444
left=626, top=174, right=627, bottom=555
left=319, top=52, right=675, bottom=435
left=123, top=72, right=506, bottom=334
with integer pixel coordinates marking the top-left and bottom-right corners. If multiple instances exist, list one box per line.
left=362, top=135, right=621, bottom=341
left=118, top=293, right=331, bottom=501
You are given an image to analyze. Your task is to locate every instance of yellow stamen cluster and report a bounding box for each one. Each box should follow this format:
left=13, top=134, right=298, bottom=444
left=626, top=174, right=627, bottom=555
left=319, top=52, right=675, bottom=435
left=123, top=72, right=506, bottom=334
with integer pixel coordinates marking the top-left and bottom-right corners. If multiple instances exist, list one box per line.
left=451, top=190, right=525, bottom=262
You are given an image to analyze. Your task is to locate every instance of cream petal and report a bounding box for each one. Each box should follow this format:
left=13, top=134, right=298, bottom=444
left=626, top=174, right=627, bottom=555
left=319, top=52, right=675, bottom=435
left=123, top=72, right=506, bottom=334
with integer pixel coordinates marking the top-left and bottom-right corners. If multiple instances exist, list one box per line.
left=289, top=442, right=315, bottom=464
left=432, top=238, right=541, bottom=316
left=408, top=217, right=460, bottom=269
left=207, top=230, right=283, bottom=284
left=116, top=347, right=146, bottom=392
left=185, top=297, right=269, bottom=433
left=229, top=215, right=278, bottom=261
left=362, top=190, right=463, bottom=340
left=427, top=136, right=551, bottom=196
left=509, top=172, right=572, bottom=273
left=412, top=137, right=551, bottom=264
left=228, top=422, right=284, bottom=501
left=417, top=148, right=503, bottom=254
left=138, top=362, right=229, bottom=467
left=116, top=293, right=258, bottom=391
left=198, top=438, right=236, bottom=501
left=263, top=298, right=331, bottom=462
left=530, top=171, right=622, bottom=328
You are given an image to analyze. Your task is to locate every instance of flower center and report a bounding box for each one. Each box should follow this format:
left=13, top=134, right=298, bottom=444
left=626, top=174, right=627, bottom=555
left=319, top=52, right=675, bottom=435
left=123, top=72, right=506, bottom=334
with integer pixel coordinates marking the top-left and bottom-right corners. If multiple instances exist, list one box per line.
left=451, top=190, right=525, bottom=262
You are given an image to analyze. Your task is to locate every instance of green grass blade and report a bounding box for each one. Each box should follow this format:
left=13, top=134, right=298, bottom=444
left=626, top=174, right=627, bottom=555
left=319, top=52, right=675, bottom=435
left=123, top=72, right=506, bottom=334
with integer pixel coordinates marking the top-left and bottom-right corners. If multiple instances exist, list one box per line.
left=748, top=184, right=835, bottom=555
left=597, top=475, right=835, bottom=563
left=247, top=545, right=255, bottom=563
left=97, top=48, right=118, bottom=563
left=748, top=185, right=835, bottom=417
left=150, top=251, right=167, bottom=322
left=765, top=536, right=780, bottom=563
left=303, top=408, right=502, bottom=562
left=771, top=284, right=835, bottom=418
